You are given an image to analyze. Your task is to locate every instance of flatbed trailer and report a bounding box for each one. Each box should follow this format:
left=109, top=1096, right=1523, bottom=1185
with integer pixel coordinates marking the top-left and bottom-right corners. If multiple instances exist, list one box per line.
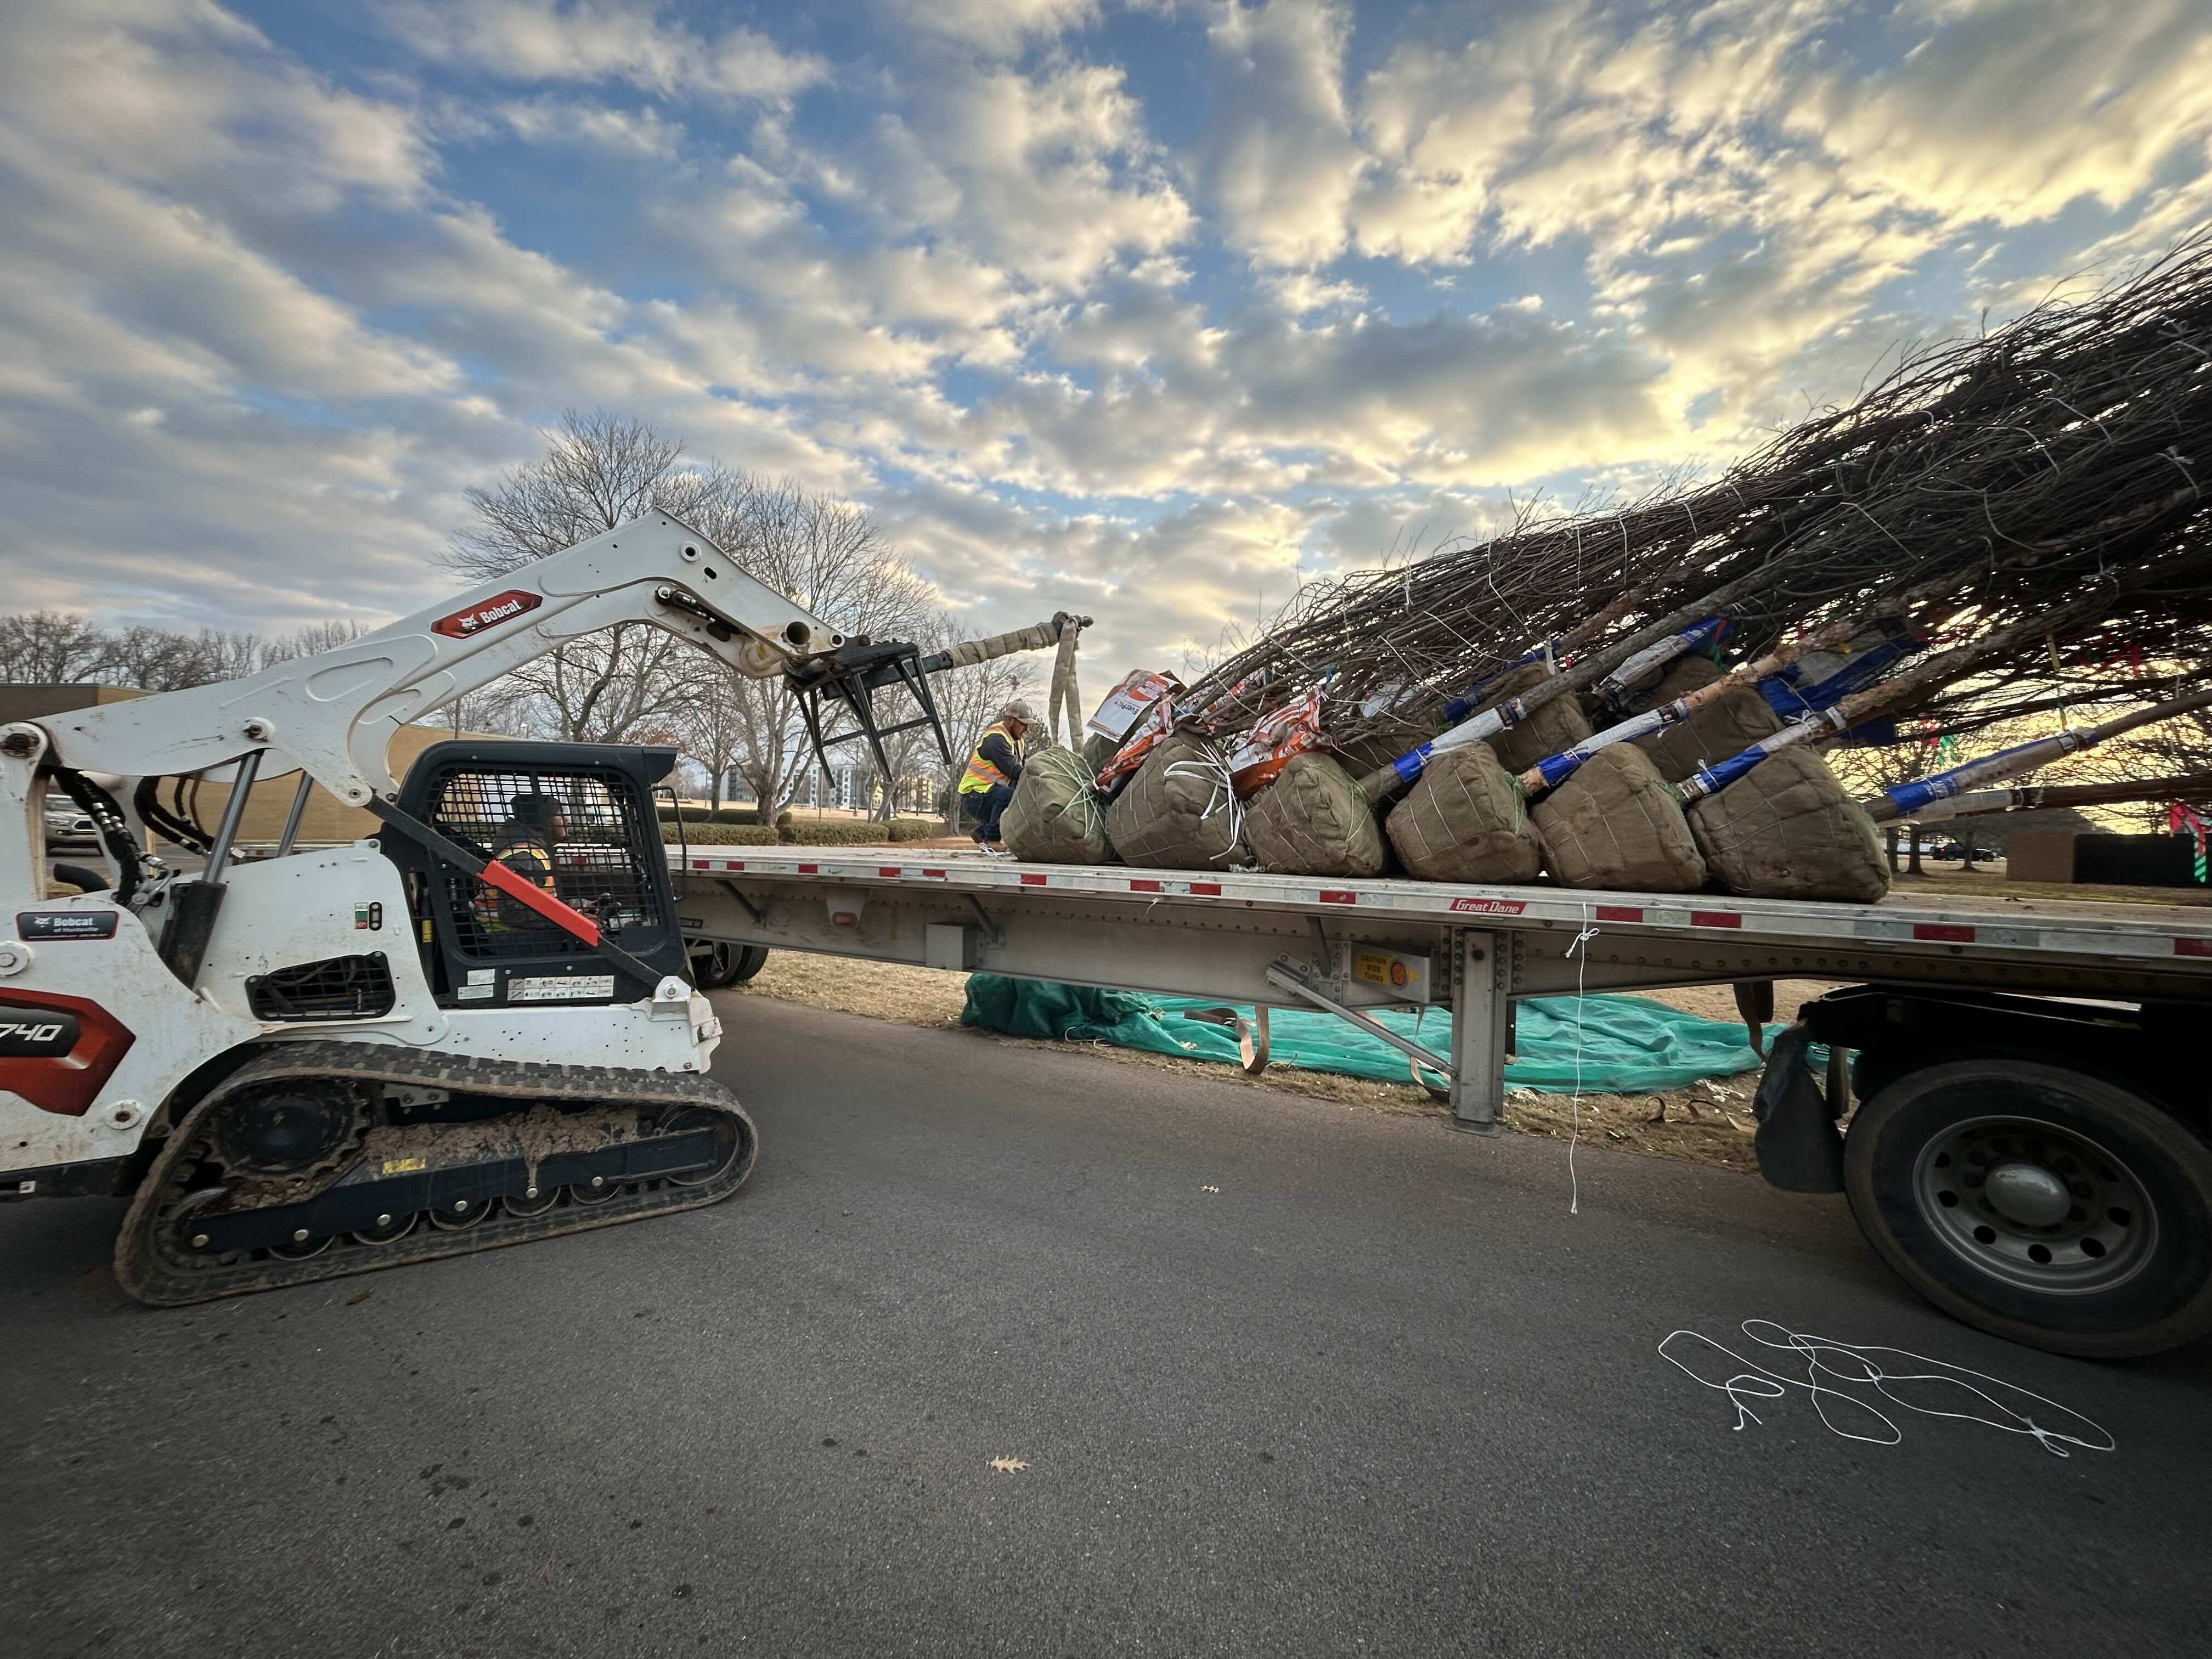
left=676, top=843, right=2212, bottom=1358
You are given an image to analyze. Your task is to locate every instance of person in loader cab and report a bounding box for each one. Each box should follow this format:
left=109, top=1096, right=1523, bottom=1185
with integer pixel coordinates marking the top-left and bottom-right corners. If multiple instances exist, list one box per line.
left=957, top=699, right=1032, bottom=853
left=474, top=791, right=567, bottom=934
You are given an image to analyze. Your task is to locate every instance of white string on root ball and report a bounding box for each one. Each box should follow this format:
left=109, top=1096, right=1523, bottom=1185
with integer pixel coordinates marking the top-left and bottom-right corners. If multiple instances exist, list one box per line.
left=1657, top=1320, right=2116, bottom=1458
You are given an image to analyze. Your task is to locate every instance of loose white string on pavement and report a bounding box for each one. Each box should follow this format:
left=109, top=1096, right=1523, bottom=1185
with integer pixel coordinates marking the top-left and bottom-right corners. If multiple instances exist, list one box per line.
left=1561, top=905, right=1600, bottom=1216
left=1657, top=1319, right=2116, bottom=1458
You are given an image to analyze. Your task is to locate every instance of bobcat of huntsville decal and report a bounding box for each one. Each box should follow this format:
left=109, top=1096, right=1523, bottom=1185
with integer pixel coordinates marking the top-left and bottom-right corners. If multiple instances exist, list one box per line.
left=16, top=911, right=120, bottom=940
left=1448, top=897, right=1528, bottom=916
left=432, top=589, right=543, bottom=639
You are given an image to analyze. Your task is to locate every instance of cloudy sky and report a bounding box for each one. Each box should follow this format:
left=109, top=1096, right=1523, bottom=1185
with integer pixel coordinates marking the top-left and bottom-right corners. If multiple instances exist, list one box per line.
left=2, top=0, right=2208, bottom=692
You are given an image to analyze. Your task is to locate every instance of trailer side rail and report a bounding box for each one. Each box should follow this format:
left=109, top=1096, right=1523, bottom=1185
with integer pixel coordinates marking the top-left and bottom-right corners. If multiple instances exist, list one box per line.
left=672, top=847, right=2212, bottom=1131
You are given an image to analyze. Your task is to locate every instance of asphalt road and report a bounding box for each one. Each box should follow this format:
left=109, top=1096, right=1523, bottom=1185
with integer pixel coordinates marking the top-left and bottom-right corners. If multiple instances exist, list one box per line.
left=4, top=995, right=2208, bottom=1658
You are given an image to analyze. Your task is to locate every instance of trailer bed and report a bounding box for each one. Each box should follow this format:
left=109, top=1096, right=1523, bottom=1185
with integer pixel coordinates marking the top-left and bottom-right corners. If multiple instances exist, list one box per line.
left=674, top=844, right=2212, bottom=1128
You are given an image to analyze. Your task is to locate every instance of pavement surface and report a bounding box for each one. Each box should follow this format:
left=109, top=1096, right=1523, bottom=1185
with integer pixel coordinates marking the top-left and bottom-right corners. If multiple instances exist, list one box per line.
left=4, top=995, right=2209, bottom=1658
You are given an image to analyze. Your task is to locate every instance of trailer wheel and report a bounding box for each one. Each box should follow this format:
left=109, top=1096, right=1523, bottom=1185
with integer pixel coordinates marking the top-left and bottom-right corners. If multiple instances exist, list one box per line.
left=1844, top=1059, right=2212, bottom=1358
left=691, top=941, right=769, bottom=990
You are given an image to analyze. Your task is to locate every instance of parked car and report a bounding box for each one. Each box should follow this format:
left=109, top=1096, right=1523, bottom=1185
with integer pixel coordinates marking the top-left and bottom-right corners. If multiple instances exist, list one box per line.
left=42, top=797, right=97, bottom=849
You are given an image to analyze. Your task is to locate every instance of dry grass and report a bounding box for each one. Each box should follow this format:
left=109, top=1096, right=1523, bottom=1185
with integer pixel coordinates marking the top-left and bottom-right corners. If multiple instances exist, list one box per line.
left=1888, top=870, right=2212, bottom=907
left=727, top=957, right=1840, bottom=1173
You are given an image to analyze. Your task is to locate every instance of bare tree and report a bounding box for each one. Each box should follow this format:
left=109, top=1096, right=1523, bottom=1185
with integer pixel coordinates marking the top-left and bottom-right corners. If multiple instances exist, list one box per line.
left=2038, top=661, right=2212, bottom=832
left=445, top=410, right=714, bottom=743
left=0, top=611, right=109, bottom=682
left=101, top=625, right=225, bottom=691
left=263, top=619, right=366, bottom=664
left=669, top=672, right=752, bottom=810
left=684, top=471, right=937, bottom=814
left=188, top=630, right=267, bottom=684
left=2, top=613, right=281, bottom=692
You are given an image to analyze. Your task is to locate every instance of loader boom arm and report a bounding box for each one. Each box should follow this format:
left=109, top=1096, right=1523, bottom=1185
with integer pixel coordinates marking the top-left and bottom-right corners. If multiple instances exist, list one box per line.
left=22, top=515, right=841, bottom=808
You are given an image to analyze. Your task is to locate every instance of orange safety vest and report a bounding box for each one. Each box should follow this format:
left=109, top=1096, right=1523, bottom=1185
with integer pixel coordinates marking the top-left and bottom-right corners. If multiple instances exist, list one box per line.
left=473, top=839, right=556, bottom=933
left=958, top=721, right=1017, bottom=794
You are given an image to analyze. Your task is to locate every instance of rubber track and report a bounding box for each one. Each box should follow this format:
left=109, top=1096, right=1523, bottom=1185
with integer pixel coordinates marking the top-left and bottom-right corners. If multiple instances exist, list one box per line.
left=114, top=1041, right=756, bottom=1306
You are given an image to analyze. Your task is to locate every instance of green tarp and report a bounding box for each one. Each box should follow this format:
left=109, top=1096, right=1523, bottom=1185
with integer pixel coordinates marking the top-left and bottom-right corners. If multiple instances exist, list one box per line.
left=960, top=974, right=1780, bottom=1094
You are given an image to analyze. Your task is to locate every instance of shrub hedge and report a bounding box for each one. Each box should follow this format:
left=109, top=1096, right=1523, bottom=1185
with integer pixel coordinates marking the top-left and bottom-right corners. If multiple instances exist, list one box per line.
left=659, top=817, right=944, bottom=848
left=672, top=823, right=781, bottom=845
left=656, top=805, right=770, bottom=826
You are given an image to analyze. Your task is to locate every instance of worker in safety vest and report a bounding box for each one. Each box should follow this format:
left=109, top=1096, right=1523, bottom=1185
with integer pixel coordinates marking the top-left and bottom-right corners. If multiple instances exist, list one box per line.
left=473, top=792, right=567, bottom=935
left=956, top=699, right=1032, bottom=853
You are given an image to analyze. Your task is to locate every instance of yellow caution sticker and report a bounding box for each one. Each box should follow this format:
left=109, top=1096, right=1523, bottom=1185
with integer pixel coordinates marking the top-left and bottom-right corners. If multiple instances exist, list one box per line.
left=1349, top=947, right=1429, bottom=1001
left=381, top=1155, right=428, bottom=1175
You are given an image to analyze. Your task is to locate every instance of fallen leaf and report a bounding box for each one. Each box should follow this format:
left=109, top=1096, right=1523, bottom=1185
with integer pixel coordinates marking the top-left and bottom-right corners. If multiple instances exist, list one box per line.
left=346, top=1289, right=374, bottom=1306
left=1200, top=1185, right=1220, bottom=1194
left=988, top=1456, right=1029, bottom=1474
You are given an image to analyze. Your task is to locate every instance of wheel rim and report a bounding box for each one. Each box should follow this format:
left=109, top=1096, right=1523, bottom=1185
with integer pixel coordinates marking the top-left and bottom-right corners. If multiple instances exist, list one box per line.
left=503, top=1184, right=559, bottom=1217
left=1912, top=1114, right=2158, bottom=1294
left=568, top=1175, right=622, bottom=1206
left=351, top=1212, right=416, bottom=1245
left=428, top=1197, right=489, bottom=1231
left=702, top=941, right=736, bottom=984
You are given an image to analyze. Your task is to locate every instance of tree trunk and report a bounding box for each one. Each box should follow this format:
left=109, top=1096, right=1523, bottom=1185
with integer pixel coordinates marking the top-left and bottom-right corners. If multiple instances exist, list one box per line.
left=1906, top=829, right=1924, bottom=875
left=1884, top=826, right=1899, bottom=873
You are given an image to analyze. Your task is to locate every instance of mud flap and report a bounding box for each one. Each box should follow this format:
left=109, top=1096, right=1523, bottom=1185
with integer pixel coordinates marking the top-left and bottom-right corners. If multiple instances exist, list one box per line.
left=1751, top=1023, right=1844, bottom=1192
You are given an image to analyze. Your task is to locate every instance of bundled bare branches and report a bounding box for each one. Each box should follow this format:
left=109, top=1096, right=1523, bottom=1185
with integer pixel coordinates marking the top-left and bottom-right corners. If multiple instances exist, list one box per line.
left=1179, top=232, right=2212, bottom=770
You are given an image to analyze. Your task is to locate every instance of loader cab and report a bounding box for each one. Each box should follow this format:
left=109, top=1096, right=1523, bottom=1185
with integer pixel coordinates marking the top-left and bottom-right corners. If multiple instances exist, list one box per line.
left=382, top=741, right=689, bottom=1010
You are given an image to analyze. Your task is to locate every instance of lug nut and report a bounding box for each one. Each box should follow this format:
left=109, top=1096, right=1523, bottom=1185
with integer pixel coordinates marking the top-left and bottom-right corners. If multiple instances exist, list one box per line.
left=190, top=1233, right=209, bottom=1249
left=524, top=1186, right=540, bottom=1199
left=292, top=1229, right=310, bottom=1243
left=453, top=1199, right=469, bottom=1214
left=375, top=1213, right=393, bottom=1227
left=589, top=1176, right=605, bottom=1188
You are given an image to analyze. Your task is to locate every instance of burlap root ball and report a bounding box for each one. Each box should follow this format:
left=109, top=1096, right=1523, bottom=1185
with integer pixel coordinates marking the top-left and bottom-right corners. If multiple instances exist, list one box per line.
left=1242, top=753, right=1387, bottom=877
left=1326, top=709, right=1440, bottom=781
left=1633, top=662, right=1785, bottom=785
left=1479, top=662, right=1595, bottom=776
left=1103, top=731, right=1246, bottom=870
left=1625, top=652, right=1723, bottom=711
left=1001, top=746, right=1113, bottom=865
left=1385, top=742, right=1544, bottom=883
left=1687, top=747, right=1890, bottom=902
left=1532, top=743, right=1705, bottom=891
left=1081, top=730, right=1121, bottom=780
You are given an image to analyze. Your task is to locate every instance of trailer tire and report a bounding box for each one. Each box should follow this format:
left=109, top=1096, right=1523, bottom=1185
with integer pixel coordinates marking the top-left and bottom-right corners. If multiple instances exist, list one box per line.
left=691, top=941, right=769, bottom=990
left=1844, top=1058, right=2212, bottom=1358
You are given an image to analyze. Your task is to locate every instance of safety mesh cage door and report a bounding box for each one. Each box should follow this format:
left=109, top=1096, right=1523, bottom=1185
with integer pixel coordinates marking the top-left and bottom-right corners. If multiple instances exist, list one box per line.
left=427, top=764, right=670, bottom=961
